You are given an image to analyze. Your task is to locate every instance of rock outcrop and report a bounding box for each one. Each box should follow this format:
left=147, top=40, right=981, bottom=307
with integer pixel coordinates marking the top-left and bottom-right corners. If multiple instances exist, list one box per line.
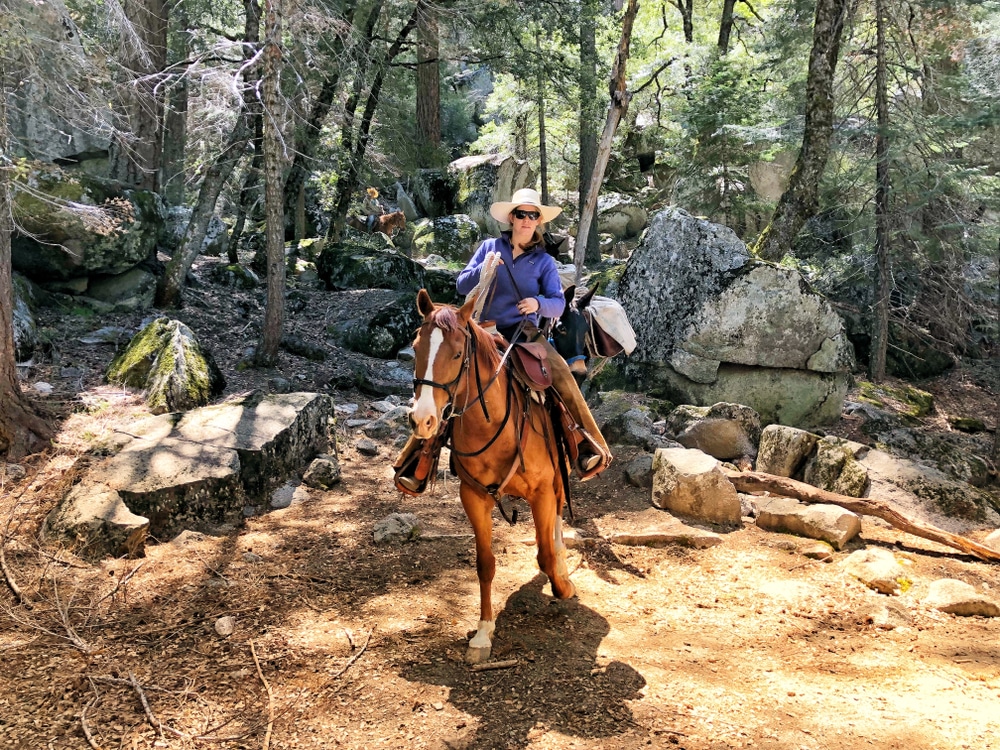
left=11, top=163, right=164, bottom=282
left=449, top=154, right=534, bottom=235
left=618, top=207, right=855, bottom=425
left=42, top=392, right=334, bottom=558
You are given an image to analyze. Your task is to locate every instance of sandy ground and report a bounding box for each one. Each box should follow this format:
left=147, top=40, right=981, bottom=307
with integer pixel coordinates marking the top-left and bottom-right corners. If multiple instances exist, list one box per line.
left=2, top=262, right=999, bottom=749
left=3, top=428, right=1000, bottom=750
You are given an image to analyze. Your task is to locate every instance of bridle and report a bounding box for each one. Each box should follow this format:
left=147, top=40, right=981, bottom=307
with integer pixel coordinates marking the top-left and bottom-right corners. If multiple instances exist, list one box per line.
left=412, top=321, right=506, bottom=423
left=411, top=330, right=469, bottom=422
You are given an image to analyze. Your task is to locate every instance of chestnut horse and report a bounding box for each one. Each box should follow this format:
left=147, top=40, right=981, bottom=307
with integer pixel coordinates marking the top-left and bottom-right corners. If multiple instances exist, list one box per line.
left=347, top=210, right=406, bottom=236
left=408, top=288, right=575, bottom=663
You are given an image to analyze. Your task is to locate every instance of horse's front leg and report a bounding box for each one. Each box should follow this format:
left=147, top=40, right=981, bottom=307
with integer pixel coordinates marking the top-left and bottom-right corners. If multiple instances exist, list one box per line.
left=460, top=483, right=496, bottom=664
left=532, top=487, right=576, bottom=600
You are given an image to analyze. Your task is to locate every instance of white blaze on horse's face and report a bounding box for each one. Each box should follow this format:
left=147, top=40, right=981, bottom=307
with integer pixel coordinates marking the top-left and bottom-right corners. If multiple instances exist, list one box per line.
left=411, top=326, right=444, bottom=438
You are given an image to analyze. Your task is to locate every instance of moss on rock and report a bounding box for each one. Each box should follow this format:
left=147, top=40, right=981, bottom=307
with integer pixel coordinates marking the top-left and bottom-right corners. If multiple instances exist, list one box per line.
left=858, top=381, right=933, bottom=419
left=106, top=318, right=225, bottom=413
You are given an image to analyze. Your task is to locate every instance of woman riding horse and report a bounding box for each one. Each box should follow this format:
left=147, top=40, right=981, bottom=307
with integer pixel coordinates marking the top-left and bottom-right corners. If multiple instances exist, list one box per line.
left=362, top=187, right=383, bottom=232
left=394, top=188, right=612, bottom=492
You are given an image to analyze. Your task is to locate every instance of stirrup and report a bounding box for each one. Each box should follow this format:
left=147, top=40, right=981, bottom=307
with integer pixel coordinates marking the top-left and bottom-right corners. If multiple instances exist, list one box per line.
left=396, top=474, right=424, bottom=493
left=576, top=444, right=610, bottom=481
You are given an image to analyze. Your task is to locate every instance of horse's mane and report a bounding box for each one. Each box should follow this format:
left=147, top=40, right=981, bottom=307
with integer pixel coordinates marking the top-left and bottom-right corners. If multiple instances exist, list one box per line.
left=429, top=305, right=501, bottom=370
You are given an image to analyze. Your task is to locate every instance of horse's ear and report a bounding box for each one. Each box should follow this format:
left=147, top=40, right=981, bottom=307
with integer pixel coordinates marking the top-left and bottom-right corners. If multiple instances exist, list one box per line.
left=579, top=284, right=598, bottom=309
left=563, top=285, right=576, bottom=310
left=457, top=288, right=479, bottom=324
left=417, top=288, right=435, bottom=318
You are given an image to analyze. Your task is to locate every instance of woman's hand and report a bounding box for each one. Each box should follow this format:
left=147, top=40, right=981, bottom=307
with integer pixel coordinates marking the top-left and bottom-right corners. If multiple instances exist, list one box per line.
left=516, top=297, right=540, bottom=315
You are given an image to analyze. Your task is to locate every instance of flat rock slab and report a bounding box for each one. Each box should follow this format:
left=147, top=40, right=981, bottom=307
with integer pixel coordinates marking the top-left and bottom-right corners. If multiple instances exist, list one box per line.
left=595, top=508, right=724, bottom=549
left=754, top=496, right=861, bottom=550
left=44, top=392, right=333, bottom=556
left=923, top=579, right=1000, bottom=617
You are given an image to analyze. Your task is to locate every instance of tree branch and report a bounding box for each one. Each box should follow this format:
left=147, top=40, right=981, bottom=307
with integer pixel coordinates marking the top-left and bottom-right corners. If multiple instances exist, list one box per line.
left=724, top=469, right=1000, bottom=563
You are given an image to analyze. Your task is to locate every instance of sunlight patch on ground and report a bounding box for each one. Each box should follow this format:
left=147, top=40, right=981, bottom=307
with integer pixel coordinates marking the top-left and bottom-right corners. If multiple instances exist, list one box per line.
left=54, top=385, right=149, bottom=453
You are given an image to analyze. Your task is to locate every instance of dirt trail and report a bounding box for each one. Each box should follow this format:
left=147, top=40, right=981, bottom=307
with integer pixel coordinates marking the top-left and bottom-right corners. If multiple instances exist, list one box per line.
left=3, top=434, right=1000, bottom=750
left=3, top=274, right=999, bottom=749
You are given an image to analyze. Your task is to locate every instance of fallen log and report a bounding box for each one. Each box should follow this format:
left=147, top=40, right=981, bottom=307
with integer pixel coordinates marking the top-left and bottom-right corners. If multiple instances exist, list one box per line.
left=724, top=469, right=1000, bottom=564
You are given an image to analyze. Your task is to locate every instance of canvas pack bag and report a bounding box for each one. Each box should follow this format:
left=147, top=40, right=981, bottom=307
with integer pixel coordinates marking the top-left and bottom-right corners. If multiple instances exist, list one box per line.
left=586, top=296, right=637, bottom=357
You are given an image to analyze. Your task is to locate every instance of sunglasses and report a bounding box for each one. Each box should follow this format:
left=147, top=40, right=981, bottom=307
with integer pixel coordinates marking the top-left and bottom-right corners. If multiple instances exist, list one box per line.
left=511, top=209, right=541, bottom=221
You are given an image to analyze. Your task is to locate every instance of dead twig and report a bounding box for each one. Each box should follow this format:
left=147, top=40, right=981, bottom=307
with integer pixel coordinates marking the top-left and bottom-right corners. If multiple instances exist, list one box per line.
left=328, top=627, right=373, bottom=680
left=121, top=672, right=254, bottom=743
left=91, top=561, right=145, bottom=610
left=81, top=695, right=103, bottom=750
left=35, top=548, right=91, bottom=569
left=52, top=578, right=96, bottom=655
left=470, top=658, right=519, bottom=672
left=129, top=670, right=165, bottom=742
left=0, top=534, right=31, bottom=608
left=250, top=640, right=275, bottom=750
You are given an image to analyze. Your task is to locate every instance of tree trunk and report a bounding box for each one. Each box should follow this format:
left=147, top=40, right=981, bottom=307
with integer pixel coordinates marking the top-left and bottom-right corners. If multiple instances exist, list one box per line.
left=0, top=89, right=52, bottom=458
left=750, top=0, right=851, bottom=261
left=254, top=0, right=285, bottom=366
left=226, top=117, right=264, bottom=264
left=718, top=0, right=737, bottom=54
left=323, top=2, right=385, bottom=243
left=673, top=0, right=694, bottom=43
left=325, top=2, right=423, bottom=244
left=579, top=0, right=600, bottom=265
left=513, top=112, right=528, bottom=160
left=283, top=69, right=345, bottom=240
left=536, top=30, right=549, bottom=204
left=160, top=0, right=189, bottom=206
left=415, top=2, right=441, bottom=163
left=110, top=0, right=169, bottom=192
left=994, top=238, right=1000, bottom=469
left=870, top=0, right=891, bottom=382
left=226, top=0, right=266, bottom=261
left=724, top=470, right=1000, bottom=563
left=573, top=0, right=640, bottom=285
left=156, top=0, right=259, bottom=307
left=279, top=6, right=357, bottom=240
left=157, top=114, right=252, bottom=306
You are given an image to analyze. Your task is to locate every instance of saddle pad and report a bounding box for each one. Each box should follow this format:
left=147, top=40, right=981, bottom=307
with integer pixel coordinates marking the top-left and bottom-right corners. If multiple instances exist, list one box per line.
left=511, top=342, right=553, bottom=391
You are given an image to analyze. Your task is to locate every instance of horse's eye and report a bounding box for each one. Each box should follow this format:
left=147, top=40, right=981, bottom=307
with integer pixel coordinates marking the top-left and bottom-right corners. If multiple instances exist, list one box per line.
left=452, top=351, right=462, bottom=360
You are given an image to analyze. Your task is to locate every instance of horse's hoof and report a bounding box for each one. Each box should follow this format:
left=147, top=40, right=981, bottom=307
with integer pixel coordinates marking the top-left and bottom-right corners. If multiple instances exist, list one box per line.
left=552, top=580, right=576, bottom=599
left=466, top=644, right=492, bottom=664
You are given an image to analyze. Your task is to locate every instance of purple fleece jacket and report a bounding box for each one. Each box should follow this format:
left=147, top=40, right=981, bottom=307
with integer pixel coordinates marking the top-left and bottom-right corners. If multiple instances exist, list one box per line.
left=456, top=233, right=565, bottom=330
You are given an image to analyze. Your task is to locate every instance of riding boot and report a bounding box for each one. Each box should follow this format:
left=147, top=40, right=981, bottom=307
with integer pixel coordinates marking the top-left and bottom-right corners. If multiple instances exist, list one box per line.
left=530, top=335, right=612, bottom=480
left=393, top=434, right=430, bottom=494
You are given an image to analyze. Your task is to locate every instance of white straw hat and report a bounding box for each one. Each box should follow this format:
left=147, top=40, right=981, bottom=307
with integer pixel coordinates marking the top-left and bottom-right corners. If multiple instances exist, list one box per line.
left=489, top=188, right=562, bottom=225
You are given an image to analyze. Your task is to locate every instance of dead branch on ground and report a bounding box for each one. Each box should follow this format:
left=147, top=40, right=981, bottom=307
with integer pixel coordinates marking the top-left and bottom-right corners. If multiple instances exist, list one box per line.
left=0, top=533, right=31, bottom=607
left=81, top=695, right=103, bottom=750
left=250, top=640, right=275, bottom=750
left=470, top=658, right=519, bottom=672
left=328, top=627, right=374, bottom=680
left=724, top=469, right=1000, bottom=563
left=130, top=671, right=166, bottom=742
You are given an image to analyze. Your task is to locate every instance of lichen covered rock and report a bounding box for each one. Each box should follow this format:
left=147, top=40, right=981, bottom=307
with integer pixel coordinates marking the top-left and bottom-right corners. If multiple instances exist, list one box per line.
left=619, top=207, right=855, bottom=426
left=11, top=162, right=165, bottom=281
left=106, top=318, right=225, bottom=414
